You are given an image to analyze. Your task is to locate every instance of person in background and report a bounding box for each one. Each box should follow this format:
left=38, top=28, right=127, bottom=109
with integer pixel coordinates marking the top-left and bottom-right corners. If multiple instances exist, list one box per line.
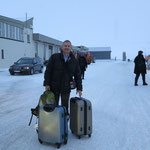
left=78, top=56, right=87, bottom=79
left=43, top=40, right=82, bottom=115
left=134, top=50, right=148, bottom=86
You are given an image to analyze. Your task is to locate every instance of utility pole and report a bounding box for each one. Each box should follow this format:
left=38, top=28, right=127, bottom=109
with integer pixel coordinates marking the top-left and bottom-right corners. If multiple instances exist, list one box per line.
left=122, top=51, right=126, bottom=61
left=26, top=13, right=27, bottom=27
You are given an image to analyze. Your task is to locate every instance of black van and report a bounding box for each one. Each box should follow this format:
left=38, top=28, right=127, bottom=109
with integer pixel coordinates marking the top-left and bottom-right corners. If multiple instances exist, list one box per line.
left=9, top=57, right=44, bottom=75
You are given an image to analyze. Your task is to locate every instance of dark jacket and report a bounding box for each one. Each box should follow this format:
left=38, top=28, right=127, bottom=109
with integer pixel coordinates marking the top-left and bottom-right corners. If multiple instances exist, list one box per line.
left=79, top=56, right=87, bottom=71
left=43, top=52, right=82, bottom=93
left=134, top=54, right=146, bottom=74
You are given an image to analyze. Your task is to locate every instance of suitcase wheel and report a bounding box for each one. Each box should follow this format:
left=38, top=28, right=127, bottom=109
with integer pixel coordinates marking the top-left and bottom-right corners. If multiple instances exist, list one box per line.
left=88, top=134, right=91, bottom=138
left=36, top=129, right=38, bottom=133
left=38, top=138, right=43, bottom=144
left=56, top=143, right=61, bottom=149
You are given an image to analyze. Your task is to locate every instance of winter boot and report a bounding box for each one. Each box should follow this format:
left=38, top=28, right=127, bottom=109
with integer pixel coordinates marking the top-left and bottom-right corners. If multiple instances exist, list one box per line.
left=135, top=74, right=139, bottom=86
left=142, top=73, right=148, bottom=86
left=143, top=82, right=148, bottom=86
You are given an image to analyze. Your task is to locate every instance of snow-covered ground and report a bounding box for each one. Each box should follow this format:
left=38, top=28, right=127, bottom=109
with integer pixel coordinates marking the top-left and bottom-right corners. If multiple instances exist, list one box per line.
left=1, top=60, right=150, bottom=150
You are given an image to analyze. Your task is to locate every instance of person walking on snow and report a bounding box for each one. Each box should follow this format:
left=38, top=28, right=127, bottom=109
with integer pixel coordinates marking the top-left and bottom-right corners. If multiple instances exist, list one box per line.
left=78, top=56, right=87, bottom=79
left=134, top=50, right=148, bottom=86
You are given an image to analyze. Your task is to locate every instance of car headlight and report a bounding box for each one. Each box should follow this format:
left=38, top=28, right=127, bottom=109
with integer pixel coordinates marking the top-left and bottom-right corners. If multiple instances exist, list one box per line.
left=24, top=67, right=30, bottom=69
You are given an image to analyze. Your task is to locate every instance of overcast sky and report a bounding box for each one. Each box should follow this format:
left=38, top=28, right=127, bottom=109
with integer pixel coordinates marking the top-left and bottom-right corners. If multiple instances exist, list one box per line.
left=1, top=0, right=150, bottom=59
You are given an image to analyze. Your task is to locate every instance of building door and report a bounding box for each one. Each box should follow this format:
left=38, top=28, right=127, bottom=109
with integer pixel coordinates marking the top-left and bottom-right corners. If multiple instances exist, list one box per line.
left=35, top=42, right=38, bottom=57
left=44, top=44, right=46, bottom=61
left=49, top=45, right=53, bottom=57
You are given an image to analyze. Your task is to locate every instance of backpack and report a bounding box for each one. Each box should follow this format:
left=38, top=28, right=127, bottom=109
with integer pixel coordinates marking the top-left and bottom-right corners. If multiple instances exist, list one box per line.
left=28, top=91, right=55, bottom=126
left=39, top=91, right=55, bottom=106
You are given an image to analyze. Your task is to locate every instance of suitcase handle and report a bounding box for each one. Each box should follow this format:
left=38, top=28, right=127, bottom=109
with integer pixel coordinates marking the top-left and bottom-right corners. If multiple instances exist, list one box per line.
left=71, top=97, right=82, bottom=103
left=75, top=97, right=81, bottom=100
left=43, top=104, right=55, bottom=112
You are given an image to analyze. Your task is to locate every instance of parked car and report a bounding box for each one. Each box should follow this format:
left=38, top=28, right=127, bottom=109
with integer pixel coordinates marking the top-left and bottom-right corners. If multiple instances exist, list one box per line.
left=9, top=57, right=44, bottom=75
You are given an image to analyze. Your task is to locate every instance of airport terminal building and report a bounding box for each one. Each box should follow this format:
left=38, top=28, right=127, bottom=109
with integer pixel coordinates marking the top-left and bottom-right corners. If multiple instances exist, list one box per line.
left=0, top=15, right=65, bottom=68
left=0, top=15, right=111, bottom=68
left=89, top=47, right=111, bottom=59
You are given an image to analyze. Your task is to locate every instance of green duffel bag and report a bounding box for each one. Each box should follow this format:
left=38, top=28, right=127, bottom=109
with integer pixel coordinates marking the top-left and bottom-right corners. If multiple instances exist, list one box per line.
left=31, top=91, right=55, bottom=117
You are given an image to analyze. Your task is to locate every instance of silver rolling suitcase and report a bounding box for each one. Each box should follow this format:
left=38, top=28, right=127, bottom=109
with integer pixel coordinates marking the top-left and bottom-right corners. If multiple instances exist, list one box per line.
left=38, top=104, right=68, bottom=148
left=70, top=97, right=92, bottom=139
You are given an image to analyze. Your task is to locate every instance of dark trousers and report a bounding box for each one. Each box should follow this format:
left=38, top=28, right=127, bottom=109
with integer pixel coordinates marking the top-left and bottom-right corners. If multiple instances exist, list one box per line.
left=54, top=92, right=70, bottom=114
left=81, top=70, right=85, bottom=79
left=135, top=73, right=146, bottom=84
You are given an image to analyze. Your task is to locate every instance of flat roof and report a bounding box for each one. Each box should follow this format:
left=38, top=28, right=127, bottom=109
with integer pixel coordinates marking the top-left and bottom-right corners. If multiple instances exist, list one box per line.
left=33, top=33, right=63, bottom=46
left=33, top=33, right=81, bottom=50
left=0, top=15, right=33, bottom=28
left=88, top=47, right=111, bottom=52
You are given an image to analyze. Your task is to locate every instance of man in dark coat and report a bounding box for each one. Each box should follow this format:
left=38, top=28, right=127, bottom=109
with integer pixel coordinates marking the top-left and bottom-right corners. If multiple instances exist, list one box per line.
left=43, top=40, right=82, bottom=114
left=134, top=50, right=148, bottom=86
left=78, top=56, right=87, bottom=79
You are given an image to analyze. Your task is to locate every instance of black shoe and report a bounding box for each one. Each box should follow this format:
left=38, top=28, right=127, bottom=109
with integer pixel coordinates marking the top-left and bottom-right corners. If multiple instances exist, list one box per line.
left=143, top=83, right=148, bottom=86
left=134, top=84, right=138, bottom=86
left=66, top=113, right=70, bottom=121
left=67, top=115, right=70, bottom=122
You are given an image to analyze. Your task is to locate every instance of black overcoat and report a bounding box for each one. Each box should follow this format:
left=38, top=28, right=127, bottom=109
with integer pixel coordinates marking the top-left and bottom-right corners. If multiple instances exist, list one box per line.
left=43, top=52, right=82, bottom=93
left=134, top=54, right=146, bottom=74
left=79, top=56, right=87, bottom=72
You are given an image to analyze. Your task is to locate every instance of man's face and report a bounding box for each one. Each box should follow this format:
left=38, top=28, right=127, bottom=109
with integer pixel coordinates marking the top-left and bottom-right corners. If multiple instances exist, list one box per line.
left=61, top=42, right=72, bottom=55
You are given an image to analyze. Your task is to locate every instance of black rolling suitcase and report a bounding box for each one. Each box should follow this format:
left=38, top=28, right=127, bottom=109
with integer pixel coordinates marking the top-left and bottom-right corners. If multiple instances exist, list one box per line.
left=70, top=97, right=92, bottom=139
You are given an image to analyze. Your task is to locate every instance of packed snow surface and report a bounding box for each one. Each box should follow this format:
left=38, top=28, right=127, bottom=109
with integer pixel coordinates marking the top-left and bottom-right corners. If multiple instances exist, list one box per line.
left=0, top=60, right=150, bottom=150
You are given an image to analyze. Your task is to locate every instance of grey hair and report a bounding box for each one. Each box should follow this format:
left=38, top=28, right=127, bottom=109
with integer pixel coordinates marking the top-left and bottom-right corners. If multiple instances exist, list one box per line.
left=62, top=40, right=72, bottom=46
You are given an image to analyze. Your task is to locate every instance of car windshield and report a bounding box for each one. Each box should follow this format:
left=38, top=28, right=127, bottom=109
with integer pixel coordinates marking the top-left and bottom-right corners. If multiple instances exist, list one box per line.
left=17, top=59, right=33, bottom=64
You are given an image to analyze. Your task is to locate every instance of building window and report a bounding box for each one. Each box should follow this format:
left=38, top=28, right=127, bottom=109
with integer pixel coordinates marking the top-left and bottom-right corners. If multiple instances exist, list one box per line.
left=6, top=24, right=9, bottom=38
left=19, top=28, right=23, bottom=41
left=1, top=49, right=4, bottom=59
left=0, top=22, right=24, bottom=41
left=0, top=22, right=2, bottom=36
left=44, top=44, right=46, bottom=61
left=21, top=29, right=23, bottom=41
left=27, top=34, right=30, bottom=43
left=12, top=26, right=15, bottom=39
left=35, top=42, right=38, bottom=57
left=10, top=25, right=13, bottom=39
left=1, top=22, right=5, bottom=37
left=3, top=23, right=6, bottom=37
left=7, top=24, right=10, bottom=38
left=16, top=27, right=19, bottom=40
left=49, top=45, right=53, bottom=50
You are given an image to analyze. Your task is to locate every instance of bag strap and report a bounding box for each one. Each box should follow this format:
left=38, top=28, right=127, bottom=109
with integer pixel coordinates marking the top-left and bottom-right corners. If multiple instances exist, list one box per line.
left=28, top=113, right=33, bottom=126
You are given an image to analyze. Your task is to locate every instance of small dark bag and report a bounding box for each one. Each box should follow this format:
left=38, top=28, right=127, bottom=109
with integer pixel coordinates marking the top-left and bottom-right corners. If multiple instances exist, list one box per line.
left=70, top=79, right=76, bottom=89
